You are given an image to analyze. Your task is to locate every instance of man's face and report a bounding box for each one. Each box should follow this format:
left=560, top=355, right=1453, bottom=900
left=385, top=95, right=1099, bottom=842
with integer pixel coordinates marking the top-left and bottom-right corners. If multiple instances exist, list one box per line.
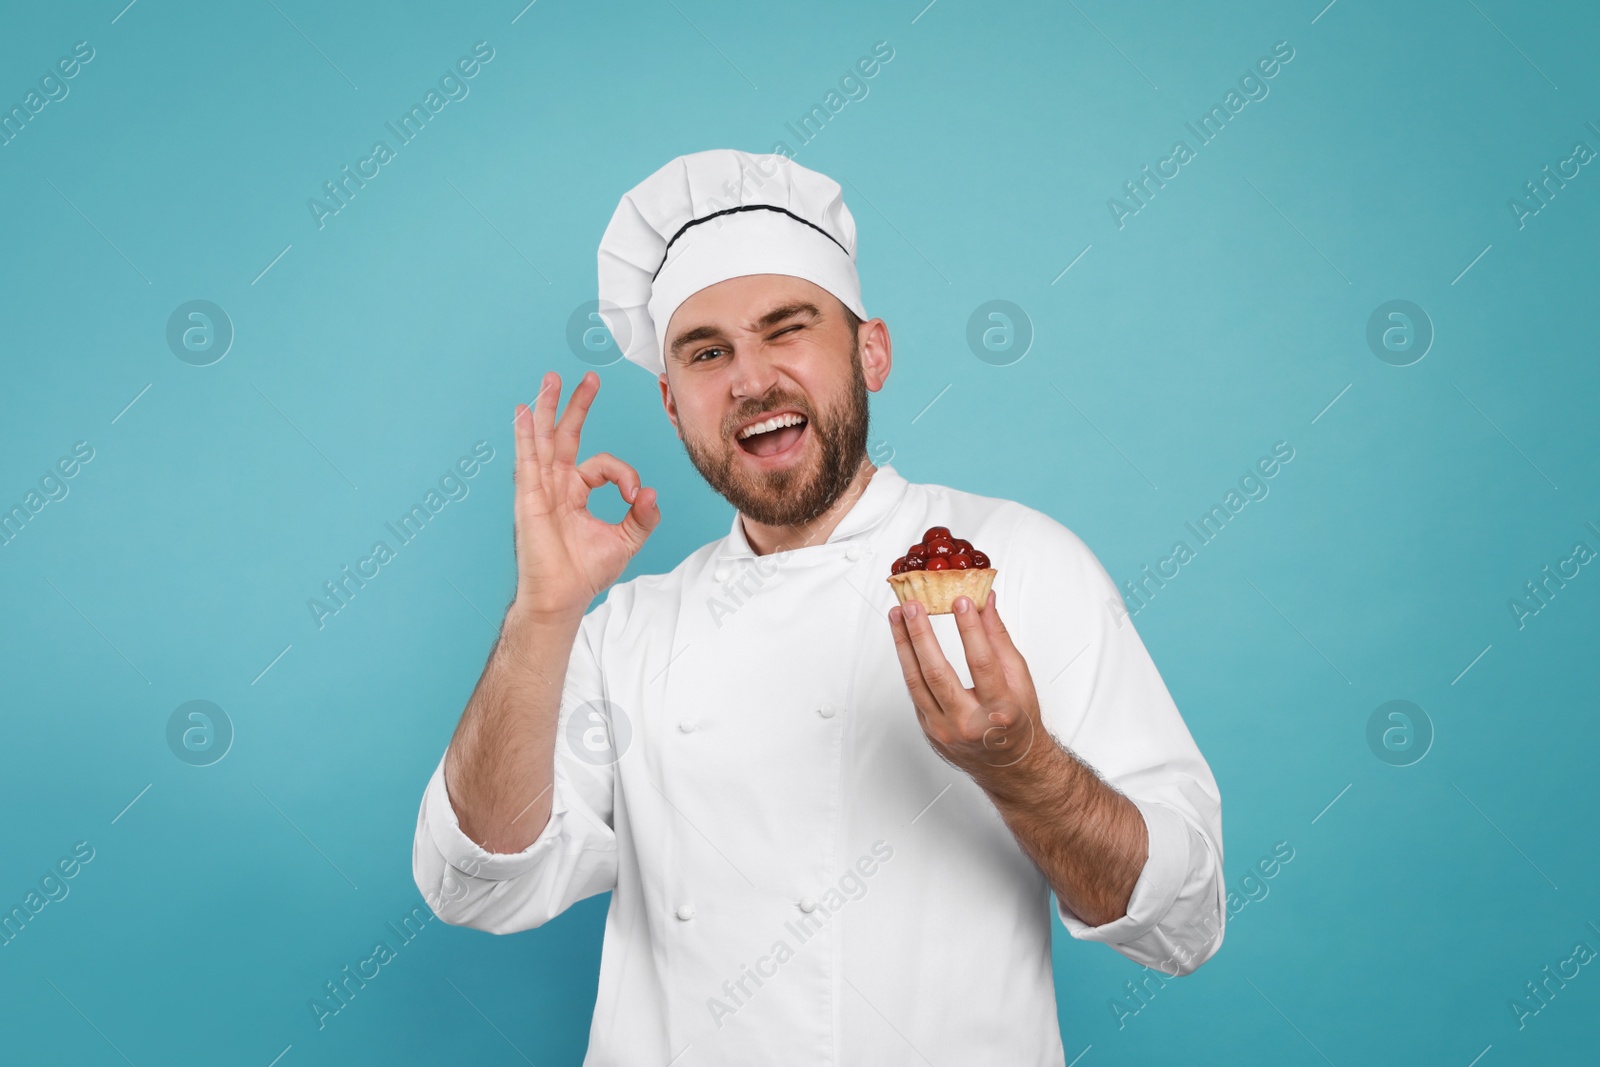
left=660, top=274, right=877, bottom=528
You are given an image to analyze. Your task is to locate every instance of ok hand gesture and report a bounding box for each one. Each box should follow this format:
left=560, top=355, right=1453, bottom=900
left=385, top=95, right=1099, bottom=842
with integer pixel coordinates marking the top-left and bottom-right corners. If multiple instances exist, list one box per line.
left=513, top=370, right=660, bottom=621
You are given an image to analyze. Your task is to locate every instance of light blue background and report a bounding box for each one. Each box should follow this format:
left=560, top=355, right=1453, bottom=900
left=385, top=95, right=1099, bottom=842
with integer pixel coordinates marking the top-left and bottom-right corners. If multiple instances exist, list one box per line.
left=2, top=0, right=1596, bottom=1063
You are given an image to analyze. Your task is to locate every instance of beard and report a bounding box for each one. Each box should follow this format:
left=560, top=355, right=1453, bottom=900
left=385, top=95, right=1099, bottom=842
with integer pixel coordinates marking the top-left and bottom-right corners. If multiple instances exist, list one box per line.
left=677, top=335, right=870, bottom=528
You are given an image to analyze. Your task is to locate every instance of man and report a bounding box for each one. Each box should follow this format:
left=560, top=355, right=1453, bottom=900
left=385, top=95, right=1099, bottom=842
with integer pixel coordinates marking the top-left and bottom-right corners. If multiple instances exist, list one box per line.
left=413, top=149, right=1225, bottom=1064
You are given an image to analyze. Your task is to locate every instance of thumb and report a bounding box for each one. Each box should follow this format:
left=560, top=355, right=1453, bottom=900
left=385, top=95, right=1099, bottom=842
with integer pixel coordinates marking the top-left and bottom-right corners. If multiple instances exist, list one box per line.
left=617, top=484, right=660, bottom=552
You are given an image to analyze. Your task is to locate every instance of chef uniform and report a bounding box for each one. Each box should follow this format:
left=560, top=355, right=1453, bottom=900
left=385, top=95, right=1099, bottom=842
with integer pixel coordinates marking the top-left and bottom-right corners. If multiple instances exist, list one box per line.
left=413, top=149, right=1226, bottom=1066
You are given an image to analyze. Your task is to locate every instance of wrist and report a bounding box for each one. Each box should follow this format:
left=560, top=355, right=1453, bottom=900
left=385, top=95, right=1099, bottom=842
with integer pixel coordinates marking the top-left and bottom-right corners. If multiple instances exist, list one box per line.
left=971, top=723, right=1068, bottom=807
left=506, top=596, right=585, bottom=634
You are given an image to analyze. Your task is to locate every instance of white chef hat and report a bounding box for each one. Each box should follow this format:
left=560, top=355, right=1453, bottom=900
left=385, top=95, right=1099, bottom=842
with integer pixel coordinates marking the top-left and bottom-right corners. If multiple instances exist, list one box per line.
left=596, top=148, right=868, bottom=377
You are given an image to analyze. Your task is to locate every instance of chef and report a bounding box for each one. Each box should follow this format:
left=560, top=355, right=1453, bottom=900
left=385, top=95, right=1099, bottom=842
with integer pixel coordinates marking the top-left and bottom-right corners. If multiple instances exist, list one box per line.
left=412, top=148, right=1226, bottom=1065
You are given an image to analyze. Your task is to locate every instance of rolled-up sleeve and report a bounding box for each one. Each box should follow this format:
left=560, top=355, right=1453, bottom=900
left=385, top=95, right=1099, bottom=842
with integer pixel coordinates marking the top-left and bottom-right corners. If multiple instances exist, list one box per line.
left=412, top=601, right=620, bottom=935
left=1008, top=510, right=1226, bottom=977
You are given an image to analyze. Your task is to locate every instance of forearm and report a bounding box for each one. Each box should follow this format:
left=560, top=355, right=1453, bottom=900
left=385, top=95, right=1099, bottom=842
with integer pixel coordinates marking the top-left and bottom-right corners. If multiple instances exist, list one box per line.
left=974, top=731, right=1149, bottom=928
left=442, top=603, right=581, bottom=854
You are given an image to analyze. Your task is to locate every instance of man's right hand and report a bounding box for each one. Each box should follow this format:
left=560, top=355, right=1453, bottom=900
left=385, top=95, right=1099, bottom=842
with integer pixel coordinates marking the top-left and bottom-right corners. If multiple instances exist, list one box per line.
left=512, top=369, right=660, bottom=622
left=439, top=368, right=654, bottom=857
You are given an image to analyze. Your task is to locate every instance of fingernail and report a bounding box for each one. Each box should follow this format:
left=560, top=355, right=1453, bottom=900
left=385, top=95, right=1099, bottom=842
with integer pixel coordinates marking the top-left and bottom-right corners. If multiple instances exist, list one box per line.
left=955, top=597, right=969, bottom=614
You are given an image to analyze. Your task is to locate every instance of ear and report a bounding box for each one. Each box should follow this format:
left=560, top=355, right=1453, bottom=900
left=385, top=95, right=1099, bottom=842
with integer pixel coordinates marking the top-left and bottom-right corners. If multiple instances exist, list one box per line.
left=859, top=318, right=892, bottom=393
left=658, top=371, right=680, bottom=434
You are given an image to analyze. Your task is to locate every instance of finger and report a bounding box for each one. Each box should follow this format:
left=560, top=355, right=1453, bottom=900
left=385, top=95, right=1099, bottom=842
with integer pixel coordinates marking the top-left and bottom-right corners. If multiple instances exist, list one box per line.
left=531, top=371, right=561, bottom=479
left=950, top=594, right=1007, bottom=705
left=897, top=599, right=976, bottom=721
left=979, top=589, right=1034, bottom=684
left=887, top=604, right=942, bottom=719
left=574, top=451, right=640, bottom=502
left=618, top=484, right=662, bottom=551
left=573, top=452, right=661, bottom=549
left=512, top=403, right=547, bottom=511
left=889, top=614, right=934, bottom=739
left=552, top=370, right=599, bottom=472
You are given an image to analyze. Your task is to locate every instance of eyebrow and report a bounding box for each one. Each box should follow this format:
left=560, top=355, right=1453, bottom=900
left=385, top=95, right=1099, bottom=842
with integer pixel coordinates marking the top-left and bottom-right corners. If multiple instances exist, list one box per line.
left=669, top=301, right=822, bottom=361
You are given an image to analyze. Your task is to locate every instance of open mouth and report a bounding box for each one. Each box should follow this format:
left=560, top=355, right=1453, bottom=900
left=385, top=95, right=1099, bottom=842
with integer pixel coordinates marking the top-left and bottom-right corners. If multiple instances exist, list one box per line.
left=735, top=411, right=809, bottom=460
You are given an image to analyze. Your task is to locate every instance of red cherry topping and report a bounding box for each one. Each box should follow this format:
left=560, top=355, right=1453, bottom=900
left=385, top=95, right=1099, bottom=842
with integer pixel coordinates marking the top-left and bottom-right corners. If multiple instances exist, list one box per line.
left=890, top=526, right=991, bottom=577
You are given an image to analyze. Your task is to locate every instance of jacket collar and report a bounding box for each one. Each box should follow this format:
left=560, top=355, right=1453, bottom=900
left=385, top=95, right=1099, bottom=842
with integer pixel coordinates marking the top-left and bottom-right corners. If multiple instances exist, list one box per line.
left=715, top=463, right=910, bottom=561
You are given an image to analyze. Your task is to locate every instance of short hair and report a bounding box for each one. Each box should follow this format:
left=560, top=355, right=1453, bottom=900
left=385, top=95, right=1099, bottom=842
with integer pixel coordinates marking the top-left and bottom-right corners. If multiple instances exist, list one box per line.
left=839, top=298, right=862, bottom=335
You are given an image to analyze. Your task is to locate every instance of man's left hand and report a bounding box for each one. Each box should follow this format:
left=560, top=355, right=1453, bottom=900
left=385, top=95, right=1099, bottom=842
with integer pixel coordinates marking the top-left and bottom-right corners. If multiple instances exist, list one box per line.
left=887, top=589, right=1042, bottom=778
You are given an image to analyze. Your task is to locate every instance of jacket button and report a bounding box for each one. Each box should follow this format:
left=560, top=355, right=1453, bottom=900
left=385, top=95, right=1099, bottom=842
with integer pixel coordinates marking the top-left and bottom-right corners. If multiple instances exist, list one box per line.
left=818, top=704, right=840, bottom=719
left=677, top=719, right=698, bottom=732
left=714, top=566, right=731, bottom=583
left=675, top=904, right=695, bottom=921
left=846, top=544, right=864, bottom=562
left=798, top=897, right=817, bottom=913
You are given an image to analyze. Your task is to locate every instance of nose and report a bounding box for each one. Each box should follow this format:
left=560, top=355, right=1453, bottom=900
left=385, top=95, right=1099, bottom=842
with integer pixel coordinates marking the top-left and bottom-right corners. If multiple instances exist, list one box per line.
left=729, top=344, right=782, bottom=405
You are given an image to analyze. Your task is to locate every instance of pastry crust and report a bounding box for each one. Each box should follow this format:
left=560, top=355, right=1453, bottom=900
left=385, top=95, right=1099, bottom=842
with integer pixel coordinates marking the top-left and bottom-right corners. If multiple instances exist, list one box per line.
left=885, top=567, right=997, bottom=615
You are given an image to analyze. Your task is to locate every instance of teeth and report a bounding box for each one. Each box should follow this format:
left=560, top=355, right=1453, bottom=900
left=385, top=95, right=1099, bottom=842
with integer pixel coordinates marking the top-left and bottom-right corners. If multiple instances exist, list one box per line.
left=737, top=412, right=807, bottom=440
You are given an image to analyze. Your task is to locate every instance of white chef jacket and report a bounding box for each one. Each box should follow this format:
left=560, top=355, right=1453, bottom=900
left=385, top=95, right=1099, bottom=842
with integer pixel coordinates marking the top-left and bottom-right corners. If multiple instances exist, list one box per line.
left=413, top=463, right=1225, bottom=1065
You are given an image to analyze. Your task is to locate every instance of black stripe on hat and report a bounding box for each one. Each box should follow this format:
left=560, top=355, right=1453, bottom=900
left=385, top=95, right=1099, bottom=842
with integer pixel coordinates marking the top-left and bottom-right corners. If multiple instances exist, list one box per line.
left=651, top=203, right=849, bottom=282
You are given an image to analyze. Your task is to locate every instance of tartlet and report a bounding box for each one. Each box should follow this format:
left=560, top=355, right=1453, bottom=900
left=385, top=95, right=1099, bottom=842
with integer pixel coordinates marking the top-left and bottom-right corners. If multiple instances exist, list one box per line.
left=886, top=526, right=996, bottom=615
